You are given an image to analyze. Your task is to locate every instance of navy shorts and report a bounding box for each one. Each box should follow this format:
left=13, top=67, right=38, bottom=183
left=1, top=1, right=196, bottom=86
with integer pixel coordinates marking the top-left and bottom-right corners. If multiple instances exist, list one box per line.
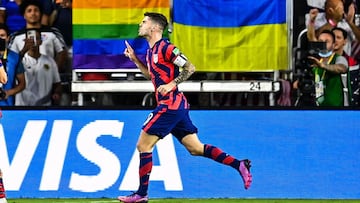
left=142, top=105, right=198, bottom=142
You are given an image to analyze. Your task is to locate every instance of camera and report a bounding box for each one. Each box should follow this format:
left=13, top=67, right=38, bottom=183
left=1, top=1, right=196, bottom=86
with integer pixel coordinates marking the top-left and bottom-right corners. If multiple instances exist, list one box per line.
left=296, top=41, right=327, bottom=70
left=294, top=41, right=327, bottom=106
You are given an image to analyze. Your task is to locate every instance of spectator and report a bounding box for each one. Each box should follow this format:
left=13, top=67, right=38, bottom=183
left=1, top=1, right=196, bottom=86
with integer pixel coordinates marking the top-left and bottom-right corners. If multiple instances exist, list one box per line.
left=49, top=0, right=72, bottom=105
left=332, top=27, right=359, bottom=106
left=8, top=0, right=68, bottom=72
left=15, top=29, right=62, bottom=106
left=50, top=0, right=71, bottom=50
left=306, top=0, right=356, bottom=55
left=308, top=7, right=359, bottom=106
left=0, top=60, right=6, bottom=85
left=308, top=30, right=349, bottom=106
left=0, top=0, right=54, bottom=34
left=0, top=24, right=25, bottom=106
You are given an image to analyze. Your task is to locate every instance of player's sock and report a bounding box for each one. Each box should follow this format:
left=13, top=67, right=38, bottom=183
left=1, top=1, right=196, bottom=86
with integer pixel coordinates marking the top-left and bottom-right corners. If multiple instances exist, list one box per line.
left=203, top=144, right=240, bottom=170
left=136, top=152, right=153, bottom=196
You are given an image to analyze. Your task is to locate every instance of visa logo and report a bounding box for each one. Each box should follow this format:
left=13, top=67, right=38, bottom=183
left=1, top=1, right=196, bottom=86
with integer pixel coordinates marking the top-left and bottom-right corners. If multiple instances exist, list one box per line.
left=0, top=120, right=182, bottom=192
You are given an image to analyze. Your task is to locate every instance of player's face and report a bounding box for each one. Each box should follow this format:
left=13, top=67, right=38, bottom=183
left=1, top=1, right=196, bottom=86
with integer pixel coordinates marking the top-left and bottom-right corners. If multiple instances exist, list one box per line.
left=138, top=16, right=153, bottom=37
left=23, top=5, right=41, bottom=24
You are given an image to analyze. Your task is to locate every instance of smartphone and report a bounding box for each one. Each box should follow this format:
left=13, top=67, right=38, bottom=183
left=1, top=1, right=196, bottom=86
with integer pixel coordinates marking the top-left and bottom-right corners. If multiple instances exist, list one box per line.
left=26, top=30, right=37, bottom=46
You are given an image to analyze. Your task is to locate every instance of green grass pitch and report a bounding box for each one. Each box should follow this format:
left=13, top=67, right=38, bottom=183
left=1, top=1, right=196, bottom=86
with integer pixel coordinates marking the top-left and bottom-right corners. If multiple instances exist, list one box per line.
left=5, top=199, right=360, bottom=203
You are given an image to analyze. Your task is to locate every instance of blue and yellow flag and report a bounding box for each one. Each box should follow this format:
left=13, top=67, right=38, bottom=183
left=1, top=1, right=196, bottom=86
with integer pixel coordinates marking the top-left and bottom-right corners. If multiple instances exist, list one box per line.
left=171, top=0, right=288, bottom=72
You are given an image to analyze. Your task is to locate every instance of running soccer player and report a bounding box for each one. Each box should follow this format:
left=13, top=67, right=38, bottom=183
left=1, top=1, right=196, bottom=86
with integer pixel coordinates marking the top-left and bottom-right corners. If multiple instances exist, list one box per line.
left=118, top=12, right=252, bottom=203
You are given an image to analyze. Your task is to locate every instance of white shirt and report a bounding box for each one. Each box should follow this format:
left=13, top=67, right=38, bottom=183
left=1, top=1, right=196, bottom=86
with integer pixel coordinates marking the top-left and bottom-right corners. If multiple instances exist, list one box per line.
left=9, top=27, right=66, bottom=58
left=15, top=53, right=61, bottom=106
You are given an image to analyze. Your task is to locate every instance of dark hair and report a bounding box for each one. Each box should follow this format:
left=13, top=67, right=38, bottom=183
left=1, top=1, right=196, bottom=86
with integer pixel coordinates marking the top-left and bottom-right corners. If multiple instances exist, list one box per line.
left=332, top=27, right=348, bottom=39
left=0, top=24, right=9, bottom=36
left=320, top=29, right=336, bottom=43
left=19, top=0, right=43, bottom=16
left=144, top=12, right=168, bottom=30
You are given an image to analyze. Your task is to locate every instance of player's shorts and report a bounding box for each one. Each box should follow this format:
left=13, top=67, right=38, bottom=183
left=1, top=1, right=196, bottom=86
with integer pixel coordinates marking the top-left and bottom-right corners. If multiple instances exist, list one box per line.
left=142, top=104, right=198, bottom=142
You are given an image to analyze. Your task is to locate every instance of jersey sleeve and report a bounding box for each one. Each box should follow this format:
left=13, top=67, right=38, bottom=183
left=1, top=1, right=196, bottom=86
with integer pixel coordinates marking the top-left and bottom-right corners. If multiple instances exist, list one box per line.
left=164, top=44, right=188, bottom=67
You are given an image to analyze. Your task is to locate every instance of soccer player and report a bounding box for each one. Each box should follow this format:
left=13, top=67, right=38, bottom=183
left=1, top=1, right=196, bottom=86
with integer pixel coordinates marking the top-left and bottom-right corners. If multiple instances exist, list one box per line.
left=117, top=12, right=252, bottom=203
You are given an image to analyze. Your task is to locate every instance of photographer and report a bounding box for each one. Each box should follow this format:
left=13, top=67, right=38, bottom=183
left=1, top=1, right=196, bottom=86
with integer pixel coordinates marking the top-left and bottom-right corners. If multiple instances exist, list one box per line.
left=308, top=30, right=349, bottom=106
left=0, top=24, right=25, bottom=106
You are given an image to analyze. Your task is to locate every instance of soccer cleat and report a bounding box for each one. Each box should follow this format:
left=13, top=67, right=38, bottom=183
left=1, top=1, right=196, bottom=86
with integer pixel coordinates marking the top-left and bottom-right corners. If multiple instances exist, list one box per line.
left=239, top=159, right=252, bottom=190
left=117, top=193, right=148, bottom=203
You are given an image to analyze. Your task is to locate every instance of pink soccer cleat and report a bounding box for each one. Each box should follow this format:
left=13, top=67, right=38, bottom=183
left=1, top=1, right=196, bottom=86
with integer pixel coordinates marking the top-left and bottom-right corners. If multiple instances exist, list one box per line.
left=239, top=159, right=252, bottom=189
left=117, top=193, right=148, bottom=203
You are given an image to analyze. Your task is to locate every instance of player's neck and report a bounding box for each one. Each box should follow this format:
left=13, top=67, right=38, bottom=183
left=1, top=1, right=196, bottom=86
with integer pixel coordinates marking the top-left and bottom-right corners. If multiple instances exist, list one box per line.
left=147, top=33, right=163, bottom=48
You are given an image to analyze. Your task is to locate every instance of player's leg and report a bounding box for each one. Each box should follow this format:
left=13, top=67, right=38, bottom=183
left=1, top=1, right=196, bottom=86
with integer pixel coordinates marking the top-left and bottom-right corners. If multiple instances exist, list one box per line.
left=181, top=134, right=252, bottom=189
left=118, top=106, right=177, bottom=202
left=117, top=130, right=158, bottom=203
left=135, top=130, right=160, bottom=196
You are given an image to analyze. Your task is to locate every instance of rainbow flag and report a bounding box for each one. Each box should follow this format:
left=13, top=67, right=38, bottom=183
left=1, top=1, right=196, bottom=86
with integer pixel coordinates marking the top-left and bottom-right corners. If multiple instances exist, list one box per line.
left=171, top=0, right=288, bottom=72
left=73, top=0, right=170, bottom=69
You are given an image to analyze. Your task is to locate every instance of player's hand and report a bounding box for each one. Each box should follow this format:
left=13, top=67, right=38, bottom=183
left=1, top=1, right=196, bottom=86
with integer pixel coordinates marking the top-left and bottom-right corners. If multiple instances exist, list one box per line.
left=124, top=40, right=136, bottom=61
left=157, top=81, right=176, bottom=95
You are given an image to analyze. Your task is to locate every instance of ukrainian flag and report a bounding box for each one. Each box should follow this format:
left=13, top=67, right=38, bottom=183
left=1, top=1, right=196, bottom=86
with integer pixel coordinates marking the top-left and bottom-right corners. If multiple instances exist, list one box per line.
left=73, top=0, right=170, bottom=69
left=171, top=0, right=288, bottom=72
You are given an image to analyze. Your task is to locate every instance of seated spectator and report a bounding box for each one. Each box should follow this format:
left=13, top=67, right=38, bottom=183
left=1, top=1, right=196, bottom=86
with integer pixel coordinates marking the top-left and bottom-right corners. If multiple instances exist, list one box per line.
left=0, top=0, right=54, bottom=34
left=15, top=29, right=62, bottom=106
left=0, top=24, right=25, bottom=106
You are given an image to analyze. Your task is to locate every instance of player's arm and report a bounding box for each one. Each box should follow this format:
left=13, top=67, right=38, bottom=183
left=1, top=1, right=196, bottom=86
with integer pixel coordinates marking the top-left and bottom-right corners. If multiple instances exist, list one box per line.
left=124, top=40, right=150, bottom=79
left=173, top=60, right=195, bottom=85
left=157, top=53, right=195, bottom=95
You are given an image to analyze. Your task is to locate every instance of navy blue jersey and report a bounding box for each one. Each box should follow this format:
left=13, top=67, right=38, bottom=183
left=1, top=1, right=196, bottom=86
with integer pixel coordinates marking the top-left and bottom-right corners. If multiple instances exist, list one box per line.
left=146, top=39, right=189, bottom=110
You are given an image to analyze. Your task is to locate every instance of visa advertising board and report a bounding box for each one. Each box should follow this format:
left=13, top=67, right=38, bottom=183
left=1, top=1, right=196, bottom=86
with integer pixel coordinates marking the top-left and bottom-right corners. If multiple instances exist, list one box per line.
left=0, top=110, right=359, bottom=199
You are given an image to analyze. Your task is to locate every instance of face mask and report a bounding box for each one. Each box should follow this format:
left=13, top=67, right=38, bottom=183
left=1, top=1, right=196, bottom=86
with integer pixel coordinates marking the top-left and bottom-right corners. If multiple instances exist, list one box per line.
left=318, top=50, right=333, bottom=58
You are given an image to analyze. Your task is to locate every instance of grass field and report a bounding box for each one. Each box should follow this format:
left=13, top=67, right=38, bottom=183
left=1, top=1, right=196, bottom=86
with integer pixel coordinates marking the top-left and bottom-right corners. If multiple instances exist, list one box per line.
left=5, top=199, right=360, bottom=203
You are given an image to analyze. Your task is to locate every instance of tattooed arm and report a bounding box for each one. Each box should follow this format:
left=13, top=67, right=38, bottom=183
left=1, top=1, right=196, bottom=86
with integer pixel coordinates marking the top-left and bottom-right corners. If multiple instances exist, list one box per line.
left=157, top=61, right=196, bottom=95
left=174, top=61, right=196, bottom=84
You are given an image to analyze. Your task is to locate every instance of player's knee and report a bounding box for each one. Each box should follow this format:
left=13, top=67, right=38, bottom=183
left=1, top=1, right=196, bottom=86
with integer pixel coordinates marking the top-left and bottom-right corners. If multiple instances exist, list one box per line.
left=187, top=147, right=203, bottom=156
left=136, top=143, right=152, bottom=153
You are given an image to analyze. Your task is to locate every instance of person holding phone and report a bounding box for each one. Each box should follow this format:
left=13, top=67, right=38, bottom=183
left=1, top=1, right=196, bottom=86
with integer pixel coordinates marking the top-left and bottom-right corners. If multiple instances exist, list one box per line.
left=15, top=29, right=62, bottom=106
left=8, top=0, right=68, bottom=71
